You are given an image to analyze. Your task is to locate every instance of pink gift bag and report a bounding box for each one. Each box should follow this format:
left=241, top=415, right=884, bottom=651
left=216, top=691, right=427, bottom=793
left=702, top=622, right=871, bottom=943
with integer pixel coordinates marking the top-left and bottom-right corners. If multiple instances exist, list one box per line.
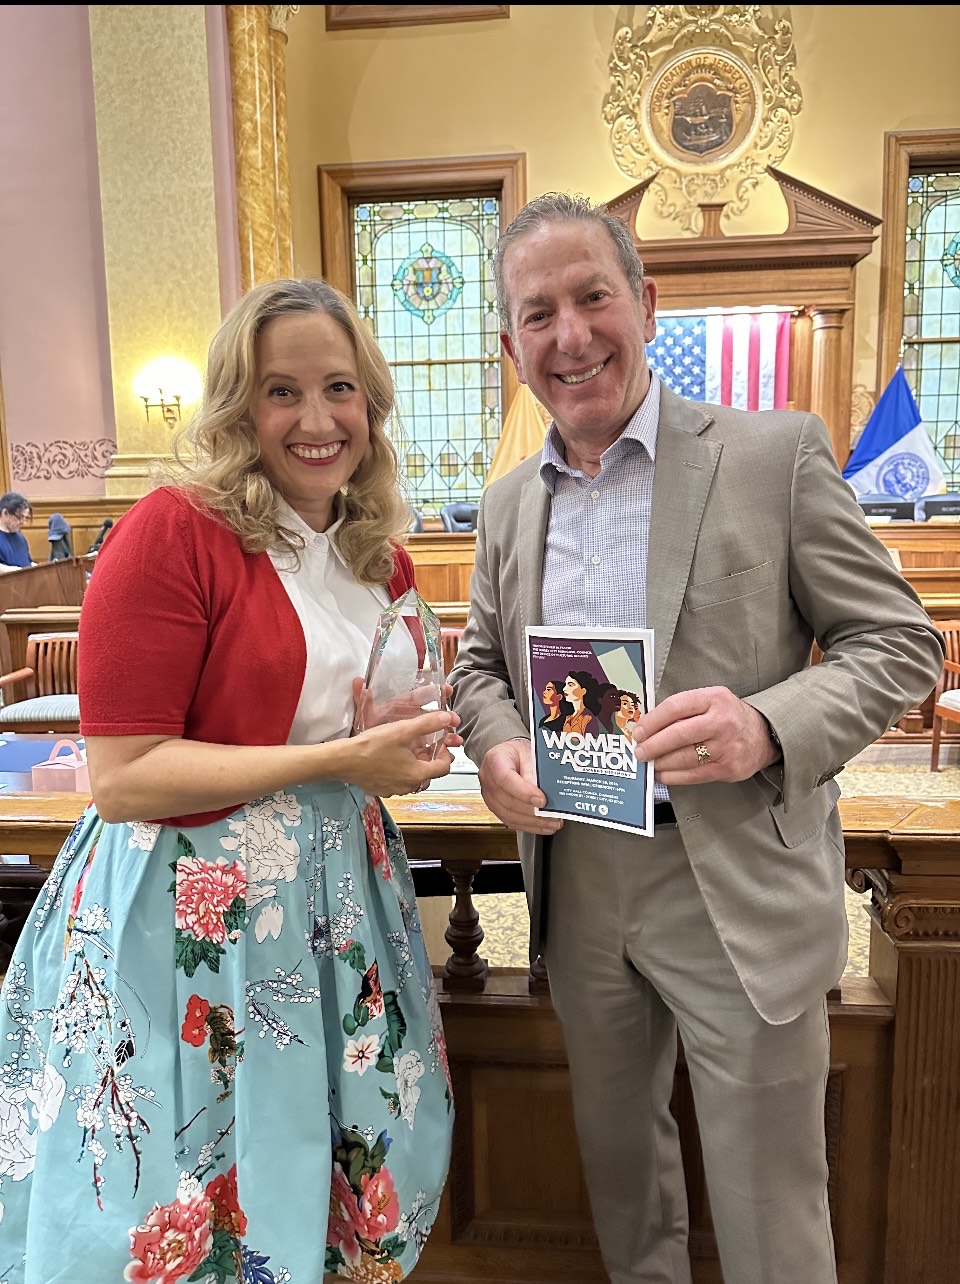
left=30, top=739, right=90, bottom=793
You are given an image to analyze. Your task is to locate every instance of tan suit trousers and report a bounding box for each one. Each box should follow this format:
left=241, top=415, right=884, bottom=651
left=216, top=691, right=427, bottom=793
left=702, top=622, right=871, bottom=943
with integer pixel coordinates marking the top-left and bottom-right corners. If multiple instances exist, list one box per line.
left=543, top=818, right=838, bottom=1284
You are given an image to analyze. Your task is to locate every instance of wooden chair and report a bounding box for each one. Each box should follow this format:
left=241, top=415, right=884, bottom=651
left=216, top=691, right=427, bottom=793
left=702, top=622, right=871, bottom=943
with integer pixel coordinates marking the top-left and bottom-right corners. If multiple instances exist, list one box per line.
left=0, top=632, right=80, bottom=734
left=439, top=503, right=479, bottom=533
left=930, top=620, right=960, bottom=771
left=440, top=626, right=464, bottom=679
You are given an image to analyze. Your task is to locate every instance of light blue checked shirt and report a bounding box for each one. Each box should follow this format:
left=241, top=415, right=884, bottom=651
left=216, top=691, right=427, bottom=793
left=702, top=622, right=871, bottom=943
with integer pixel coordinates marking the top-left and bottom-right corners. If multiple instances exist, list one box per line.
left=539, top=372, right=668, bottom=802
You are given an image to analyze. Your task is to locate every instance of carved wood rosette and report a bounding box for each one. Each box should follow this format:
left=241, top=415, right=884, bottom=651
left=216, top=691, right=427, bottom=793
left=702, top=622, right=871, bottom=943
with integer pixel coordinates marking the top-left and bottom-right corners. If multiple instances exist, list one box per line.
left=854, top=864, right=960, bottom=1280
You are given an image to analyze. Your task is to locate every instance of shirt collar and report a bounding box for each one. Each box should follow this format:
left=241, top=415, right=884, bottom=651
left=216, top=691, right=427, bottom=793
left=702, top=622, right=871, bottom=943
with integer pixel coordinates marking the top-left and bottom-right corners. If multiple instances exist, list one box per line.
left=539, top=372, right=662, bottom=493
left=274, top=498, right=350, bottom=568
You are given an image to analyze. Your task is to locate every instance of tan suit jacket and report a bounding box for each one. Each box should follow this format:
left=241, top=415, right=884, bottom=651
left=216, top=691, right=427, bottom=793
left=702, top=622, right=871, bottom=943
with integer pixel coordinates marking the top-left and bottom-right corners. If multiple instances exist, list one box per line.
left=451, top=386, right=944, bottom=1025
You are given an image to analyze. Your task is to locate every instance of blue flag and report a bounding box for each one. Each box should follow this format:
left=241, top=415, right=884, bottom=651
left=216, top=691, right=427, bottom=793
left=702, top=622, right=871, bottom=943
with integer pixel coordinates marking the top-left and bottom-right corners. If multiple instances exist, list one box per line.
left=843, top=366, right=946, bottom=501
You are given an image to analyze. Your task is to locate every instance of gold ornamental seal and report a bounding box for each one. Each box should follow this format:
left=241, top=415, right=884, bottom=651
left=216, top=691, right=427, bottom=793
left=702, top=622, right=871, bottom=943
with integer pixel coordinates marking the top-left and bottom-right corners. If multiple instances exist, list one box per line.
left=603, top=7, right=803, bottom=232
left=646, top=49, right=758, bottom=166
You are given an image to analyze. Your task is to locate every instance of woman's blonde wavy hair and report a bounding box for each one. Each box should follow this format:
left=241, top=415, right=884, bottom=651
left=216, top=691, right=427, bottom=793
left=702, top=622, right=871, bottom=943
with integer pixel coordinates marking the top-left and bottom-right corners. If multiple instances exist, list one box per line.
left=157, top=278, right=410, bottom=585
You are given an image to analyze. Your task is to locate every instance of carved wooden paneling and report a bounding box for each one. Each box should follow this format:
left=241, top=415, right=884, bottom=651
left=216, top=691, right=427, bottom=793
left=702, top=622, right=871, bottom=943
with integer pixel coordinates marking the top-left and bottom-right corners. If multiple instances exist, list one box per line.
left=407, top=532, right=477, bottom=607
left=883, top=951, right=960, bottom=1280
left=856, top=845, right=960, bottom=1282
left=450, top=1062, right=595, bottom=1247
left=414, top=974, right=893, bottom=1283
left=22, top=496, right=134, bottom=564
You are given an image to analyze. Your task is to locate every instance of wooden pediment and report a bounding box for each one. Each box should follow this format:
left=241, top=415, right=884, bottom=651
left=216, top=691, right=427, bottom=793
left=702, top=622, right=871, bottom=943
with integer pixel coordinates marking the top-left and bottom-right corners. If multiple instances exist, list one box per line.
left=604, top=175, right=658, bottom=234
left=606, top=166, right=880, bottom=277
left=767, top=166, right=881, bottom=237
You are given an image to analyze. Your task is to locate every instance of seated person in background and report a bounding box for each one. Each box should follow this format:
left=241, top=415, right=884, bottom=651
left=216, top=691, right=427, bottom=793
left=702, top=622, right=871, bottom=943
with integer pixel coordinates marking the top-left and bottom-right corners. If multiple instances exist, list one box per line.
left=47, top=511, right=73, bottom=561
left=0, top=491, right=34, bottom=569
left=86, top=515, right=114, bottom=553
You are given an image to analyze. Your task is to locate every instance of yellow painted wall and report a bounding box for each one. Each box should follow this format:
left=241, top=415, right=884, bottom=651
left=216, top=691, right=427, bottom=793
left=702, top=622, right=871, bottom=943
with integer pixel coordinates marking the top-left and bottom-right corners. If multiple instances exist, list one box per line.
left=284, top=4, right=960, bottom=396
left=88, top=5, right=222, bottom=489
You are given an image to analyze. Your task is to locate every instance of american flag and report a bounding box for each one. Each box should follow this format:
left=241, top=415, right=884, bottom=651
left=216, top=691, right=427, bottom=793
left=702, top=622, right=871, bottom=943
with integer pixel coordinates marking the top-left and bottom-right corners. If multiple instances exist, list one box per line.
left=648, top=311, right=791, bottom=411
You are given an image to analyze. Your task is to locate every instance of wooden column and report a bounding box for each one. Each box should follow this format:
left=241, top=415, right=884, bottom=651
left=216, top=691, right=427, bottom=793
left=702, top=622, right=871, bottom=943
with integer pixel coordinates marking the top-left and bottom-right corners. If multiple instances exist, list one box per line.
left=810, top=307, right=852, bottom=466
left=789, top=310, right=813, bottom=415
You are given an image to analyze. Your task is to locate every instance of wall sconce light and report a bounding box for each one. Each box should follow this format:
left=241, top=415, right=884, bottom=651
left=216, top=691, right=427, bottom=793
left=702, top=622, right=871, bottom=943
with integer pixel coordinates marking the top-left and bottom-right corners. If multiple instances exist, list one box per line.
left=141, top=388, right=182, bottom=428
left=133, top=357, right=203, bottom=429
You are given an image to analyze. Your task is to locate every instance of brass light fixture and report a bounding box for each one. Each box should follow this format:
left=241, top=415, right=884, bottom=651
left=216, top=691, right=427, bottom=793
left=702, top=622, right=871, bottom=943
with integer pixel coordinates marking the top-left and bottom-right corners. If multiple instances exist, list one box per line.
left=140, top=388, right=182, bottom=428
left=133, top=357, right=202, bottom=429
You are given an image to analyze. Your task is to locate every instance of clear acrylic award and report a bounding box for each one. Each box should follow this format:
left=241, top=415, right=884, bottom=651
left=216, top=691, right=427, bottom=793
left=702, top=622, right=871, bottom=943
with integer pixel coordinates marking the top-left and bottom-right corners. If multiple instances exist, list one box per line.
left=351, top=588, right=447, bottom=759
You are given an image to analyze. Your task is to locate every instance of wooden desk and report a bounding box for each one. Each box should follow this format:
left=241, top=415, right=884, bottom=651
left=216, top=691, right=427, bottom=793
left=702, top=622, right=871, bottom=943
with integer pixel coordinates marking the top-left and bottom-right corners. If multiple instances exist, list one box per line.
left=406, top=531, right=476, bottom=606
left=1, top=788, right=959, bottom=1283
left=0, top=562, right=89, bottom=678
left=4, top=788, right=960, bottom=872
left=0, top=791, right=89, bottom=862
left=0, top=557, right=89, bottom=614
left=0, top=790, right=508, bottom=868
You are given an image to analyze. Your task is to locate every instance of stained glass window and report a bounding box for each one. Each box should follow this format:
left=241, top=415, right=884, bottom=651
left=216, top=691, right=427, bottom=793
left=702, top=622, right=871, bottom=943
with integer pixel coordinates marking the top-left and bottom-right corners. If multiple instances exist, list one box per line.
left=353, top=197, right=502, bottom=515
left=901, top=171, right=960, bottom=487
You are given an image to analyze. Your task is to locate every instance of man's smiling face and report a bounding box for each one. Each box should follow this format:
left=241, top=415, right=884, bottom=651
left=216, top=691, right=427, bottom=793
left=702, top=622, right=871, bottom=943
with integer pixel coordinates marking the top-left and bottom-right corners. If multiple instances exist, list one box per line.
left=500, top=219, right=657, bottom=470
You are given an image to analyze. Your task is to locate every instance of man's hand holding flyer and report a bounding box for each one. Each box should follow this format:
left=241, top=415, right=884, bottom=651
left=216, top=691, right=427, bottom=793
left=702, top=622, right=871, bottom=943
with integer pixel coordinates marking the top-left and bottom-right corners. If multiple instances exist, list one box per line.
left=524, top=625, right=656, bottom=835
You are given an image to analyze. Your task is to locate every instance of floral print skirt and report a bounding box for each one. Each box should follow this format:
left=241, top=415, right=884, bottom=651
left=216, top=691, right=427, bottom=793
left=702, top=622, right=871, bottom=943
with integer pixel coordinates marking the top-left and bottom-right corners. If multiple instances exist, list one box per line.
left=0, top=783, right=453, bottom=1284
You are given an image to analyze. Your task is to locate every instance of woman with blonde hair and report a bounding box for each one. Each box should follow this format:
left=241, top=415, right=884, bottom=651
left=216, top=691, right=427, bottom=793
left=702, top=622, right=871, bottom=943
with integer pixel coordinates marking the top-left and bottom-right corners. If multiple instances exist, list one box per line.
left=0, top=278, right=457, bottom=1282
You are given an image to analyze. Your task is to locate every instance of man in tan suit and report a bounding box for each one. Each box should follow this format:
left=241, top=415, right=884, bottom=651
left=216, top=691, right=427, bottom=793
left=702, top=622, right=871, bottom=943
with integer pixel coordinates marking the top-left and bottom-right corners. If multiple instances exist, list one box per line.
left=450, top=193, right=944, bottom=1284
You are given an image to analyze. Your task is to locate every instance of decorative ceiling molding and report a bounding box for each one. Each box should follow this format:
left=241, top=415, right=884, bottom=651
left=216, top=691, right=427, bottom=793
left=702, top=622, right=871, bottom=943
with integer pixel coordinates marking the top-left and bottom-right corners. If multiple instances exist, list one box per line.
left=603, top=5, right=802, bottom=233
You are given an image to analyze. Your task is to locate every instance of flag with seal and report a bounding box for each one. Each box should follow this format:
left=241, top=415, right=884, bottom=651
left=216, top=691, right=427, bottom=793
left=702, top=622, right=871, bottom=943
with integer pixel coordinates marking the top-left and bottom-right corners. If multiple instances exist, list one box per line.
left=842, top=366, right=947, bottom=501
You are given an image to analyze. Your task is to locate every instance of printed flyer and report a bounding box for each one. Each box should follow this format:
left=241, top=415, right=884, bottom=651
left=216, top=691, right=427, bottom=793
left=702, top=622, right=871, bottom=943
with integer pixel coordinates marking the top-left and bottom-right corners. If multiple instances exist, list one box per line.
left=525, top=625, right=655, bottom=835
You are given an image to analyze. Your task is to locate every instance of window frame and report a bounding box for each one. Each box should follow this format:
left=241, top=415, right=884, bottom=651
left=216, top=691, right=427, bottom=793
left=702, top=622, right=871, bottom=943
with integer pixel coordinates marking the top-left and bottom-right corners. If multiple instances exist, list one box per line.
left=877, top=128, right=960, bottom=392
left=317, top=155, right=526, bottom=500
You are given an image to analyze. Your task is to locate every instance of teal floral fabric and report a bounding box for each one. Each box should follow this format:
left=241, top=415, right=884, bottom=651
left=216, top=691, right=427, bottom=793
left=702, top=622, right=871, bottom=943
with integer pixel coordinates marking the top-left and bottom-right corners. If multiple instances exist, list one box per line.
left=0, top=782, right=453, bottom=1283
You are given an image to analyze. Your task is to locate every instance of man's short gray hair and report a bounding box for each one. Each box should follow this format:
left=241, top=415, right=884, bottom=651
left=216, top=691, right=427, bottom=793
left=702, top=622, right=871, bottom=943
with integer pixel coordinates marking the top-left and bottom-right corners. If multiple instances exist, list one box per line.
left=494, top=192, right=645, bottom=334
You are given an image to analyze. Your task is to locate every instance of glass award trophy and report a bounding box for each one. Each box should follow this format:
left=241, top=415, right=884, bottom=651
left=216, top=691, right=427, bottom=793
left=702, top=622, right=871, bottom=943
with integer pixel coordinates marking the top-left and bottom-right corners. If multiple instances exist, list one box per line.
left=351, top=588, right=447, bottom=759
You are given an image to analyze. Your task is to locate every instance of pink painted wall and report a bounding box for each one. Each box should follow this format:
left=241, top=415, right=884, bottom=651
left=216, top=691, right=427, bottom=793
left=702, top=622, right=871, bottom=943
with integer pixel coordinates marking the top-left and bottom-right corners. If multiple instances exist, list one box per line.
left=0, top=5, right=114, bottom=498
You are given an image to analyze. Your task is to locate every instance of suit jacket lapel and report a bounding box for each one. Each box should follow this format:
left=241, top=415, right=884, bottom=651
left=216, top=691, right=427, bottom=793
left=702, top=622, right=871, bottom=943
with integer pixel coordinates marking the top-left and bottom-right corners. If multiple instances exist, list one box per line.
left=647, top=392, right=722, bottom=694
left=518, top=473, right=549, bottom=631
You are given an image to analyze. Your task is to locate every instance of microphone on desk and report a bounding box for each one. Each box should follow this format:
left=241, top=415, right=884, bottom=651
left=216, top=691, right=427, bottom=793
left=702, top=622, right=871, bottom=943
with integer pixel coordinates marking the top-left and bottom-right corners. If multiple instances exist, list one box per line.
left=87, top=518, right=113, bottom=554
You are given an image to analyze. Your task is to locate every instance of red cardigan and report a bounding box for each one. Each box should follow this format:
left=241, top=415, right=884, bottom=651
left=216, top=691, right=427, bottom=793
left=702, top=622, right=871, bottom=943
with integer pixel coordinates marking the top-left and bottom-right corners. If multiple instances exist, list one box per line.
left=79, top=487, right=417, bottom=827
